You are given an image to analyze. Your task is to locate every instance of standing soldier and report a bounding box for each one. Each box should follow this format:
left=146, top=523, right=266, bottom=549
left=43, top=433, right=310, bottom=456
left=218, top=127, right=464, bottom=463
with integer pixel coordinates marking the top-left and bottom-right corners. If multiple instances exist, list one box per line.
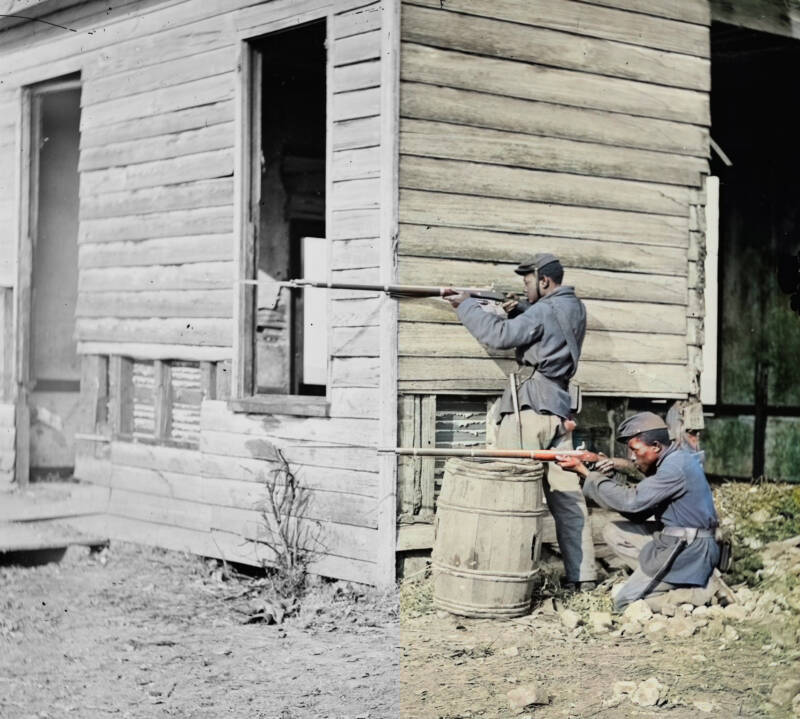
left=447, top=253, right=597, bottom=591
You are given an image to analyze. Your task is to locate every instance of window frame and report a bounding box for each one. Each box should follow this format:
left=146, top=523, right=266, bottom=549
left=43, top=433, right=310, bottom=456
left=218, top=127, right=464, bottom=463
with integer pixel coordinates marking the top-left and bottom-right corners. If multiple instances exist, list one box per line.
left=231, top=16, right=332, bottom=417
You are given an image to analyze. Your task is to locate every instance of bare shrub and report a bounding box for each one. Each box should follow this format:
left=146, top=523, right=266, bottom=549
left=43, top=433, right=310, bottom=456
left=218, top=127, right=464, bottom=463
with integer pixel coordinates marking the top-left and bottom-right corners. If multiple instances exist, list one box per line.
left=255, top=449, right=323, bottom=606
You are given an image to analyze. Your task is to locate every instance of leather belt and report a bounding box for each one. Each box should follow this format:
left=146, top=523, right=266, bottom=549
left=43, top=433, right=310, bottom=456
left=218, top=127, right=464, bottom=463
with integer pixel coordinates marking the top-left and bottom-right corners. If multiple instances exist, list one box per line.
left=661, top=526, right=715, bottom=544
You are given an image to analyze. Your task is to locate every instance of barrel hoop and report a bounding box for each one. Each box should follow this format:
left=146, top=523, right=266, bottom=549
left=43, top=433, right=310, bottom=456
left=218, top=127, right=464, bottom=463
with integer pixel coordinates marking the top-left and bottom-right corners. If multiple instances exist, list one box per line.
left=433, top=560, right=538, bottom=583
left=436, top=500, right=547, bottom=518
left=433, top=596, right=531, bottom=616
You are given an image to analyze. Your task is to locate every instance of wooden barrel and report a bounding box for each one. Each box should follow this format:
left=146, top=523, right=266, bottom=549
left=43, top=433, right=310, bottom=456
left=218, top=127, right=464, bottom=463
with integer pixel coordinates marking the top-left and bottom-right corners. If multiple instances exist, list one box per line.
left=432, top=457, right=545, bottom=618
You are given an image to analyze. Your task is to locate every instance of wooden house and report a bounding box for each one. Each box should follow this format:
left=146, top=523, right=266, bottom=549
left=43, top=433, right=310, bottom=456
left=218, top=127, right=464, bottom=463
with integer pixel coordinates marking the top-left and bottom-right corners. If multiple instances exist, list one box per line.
left=1, top=0, right=797, bottom=586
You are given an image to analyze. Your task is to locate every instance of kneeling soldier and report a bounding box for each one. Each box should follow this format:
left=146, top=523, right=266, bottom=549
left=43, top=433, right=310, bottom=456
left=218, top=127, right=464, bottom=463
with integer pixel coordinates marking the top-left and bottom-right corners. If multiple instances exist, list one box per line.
left=557, top=411, right=720, bottom=610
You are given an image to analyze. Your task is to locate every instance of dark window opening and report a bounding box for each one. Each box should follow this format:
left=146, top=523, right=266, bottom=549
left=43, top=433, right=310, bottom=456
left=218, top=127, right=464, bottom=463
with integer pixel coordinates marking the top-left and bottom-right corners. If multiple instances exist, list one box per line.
left=251, top=21, right=327, bottom=397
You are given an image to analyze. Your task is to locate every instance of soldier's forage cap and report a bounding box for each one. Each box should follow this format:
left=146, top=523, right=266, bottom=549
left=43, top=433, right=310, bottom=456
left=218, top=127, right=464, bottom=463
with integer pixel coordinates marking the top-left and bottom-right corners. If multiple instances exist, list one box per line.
left=617, top=412, right=669, bottom=441
left=514, top=253, right=560, bottom=276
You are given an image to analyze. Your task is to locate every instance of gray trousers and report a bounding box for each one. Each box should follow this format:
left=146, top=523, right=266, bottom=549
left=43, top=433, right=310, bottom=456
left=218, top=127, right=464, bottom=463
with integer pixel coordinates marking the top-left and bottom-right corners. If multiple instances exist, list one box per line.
left=495, top=409, right=597, bottom=583
left=604, top=520, right=715, bottom=611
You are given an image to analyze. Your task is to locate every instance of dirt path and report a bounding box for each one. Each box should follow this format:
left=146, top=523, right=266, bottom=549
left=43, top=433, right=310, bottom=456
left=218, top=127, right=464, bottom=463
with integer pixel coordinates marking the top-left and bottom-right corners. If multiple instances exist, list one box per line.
left=0, top=542, right=398, bottom=719
left=400, top=583, right=800, bottom=719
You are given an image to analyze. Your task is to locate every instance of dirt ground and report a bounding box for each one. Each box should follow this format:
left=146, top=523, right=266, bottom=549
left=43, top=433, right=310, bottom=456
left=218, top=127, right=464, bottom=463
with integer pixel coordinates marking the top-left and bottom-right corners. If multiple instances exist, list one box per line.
left=400, top=573, right=800, bottom=719
left=0, top=542, right=399, bottom=719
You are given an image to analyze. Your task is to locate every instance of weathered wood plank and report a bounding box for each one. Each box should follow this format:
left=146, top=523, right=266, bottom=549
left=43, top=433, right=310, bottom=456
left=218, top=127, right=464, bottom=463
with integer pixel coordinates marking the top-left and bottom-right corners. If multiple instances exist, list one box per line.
left=330, top=297, right=382, bottom=327
left=397, top=225, right=687, bottom=276
left=401, top=118, right=707, bottom=188
left=78, top=342, right=231, bottom=362
left=80, top=150, right=234, bottom=195
left=76, top=290, right=233, bottom=319
left=105, top=465, right=379, bottom=529
left=331, top=326, right=381, bottom=357
left=331, top=177, right=381, bottom=210
left=80, top=178, right=233, bottom=220
left=330, top=357, right=381, bottom=388
left=79, top=207, right=232, bottom=243
left=78, top=235, right=232, bottom=268
left=402, top=3, right=709, bottom=90
left=710, top=0, right=800, bottom=39
left=328, top=387, right=381, bottom=419
left=79, top=122, right=234, bottom=172
left=400, top=155, right=691, bottom=216
left=200, top=430, right=380, bottom=473
left=334, top=3, right=382, bottom=38
left=84, top=515, right=376, bottom=583
left=81, top=74, right=236, bottom=130
left=200, top=452, right=379, bottom=496
left=333, top=116, right=381, bottom=150
left=81, top=46, right=238, bottom=106
left=106, top=489, right=376, bottom=561
left=398, top=298, right=688, bottom=335
left=110, top=440, right=203, bottom=476
left=398, top=357, right=691, bottom=396
left=79, top=262, right=233, bottom=292
left=400, top=189, right=689, bottom=247
left=332, top=87, right=381, bottom=121
left=331, top=238, right=379, bottom=270
left=398, top=323, right=687, bottom=363
left=333, top=29, right=381, bottom=66
left=398, top=256, right=687, bottom=305
left=332, top=146, right=381, bottom=181
left=330, top=208, right=381, bottom=240
left=586, top=0, right=710, bottom=25
left=401, top=83, right=708, bottom=158
left=76, top=318, right=232, bottom=347
left=333, top=60, right=382, bottom=93
left=80, top=102, right=234, bottom=149
left=200, top=400, right=378, bottom=446
left=404, top=0, right=709, bottom=56
left=402, top=44, right=708, bottom=125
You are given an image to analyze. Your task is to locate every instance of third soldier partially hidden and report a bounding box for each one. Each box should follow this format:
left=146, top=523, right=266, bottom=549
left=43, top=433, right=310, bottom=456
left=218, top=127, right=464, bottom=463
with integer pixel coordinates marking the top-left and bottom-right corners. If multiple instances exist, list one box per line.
left=447, top=253, right=597, bottom=592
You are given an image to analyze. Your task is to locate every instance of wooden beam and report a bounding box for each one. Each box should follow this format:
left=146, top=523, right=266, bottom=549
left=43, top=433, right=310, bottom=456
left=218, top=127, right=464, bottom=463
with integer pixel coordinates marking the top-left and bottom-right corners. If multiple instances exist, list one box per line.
left=153, top=360, right=172, bottom=440
left=376, top=0, right=401, bottom=587
left=108, top=355, right=133, bottom=436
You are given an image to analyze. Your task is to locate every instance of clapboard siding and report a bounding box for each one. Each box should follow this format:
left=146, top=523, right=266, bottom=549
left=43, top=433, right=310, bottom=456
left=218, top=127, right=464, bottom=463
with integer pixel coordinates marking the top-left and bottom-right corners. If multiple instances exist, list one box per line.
left=402, top=84, right=708, bottom=158
left=398, top=0, right=709, bottom=398
left=405, top=0, right=709, bottom=57
left=402, top=4, right=709, bottom=90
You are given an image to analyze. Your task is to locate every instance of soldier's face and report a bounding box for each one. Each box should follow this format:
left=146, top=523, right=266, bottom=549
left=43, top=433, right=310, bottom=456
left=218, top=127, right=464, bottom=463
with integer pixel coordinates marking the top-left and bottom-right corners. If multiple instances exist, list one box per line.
left=627, top=437, right=661, bottom=475
left=523, top=273, right=539, bottom=303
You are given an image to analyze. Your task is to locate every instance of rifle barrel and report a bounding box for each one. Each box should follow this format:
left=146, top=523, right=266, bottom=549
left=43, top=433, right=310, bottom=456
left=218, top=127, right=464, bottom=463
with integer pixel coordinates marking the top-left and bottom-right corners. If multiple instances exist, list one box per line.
left=287, top=280, right=506, bottom=303
left=386, top=447, right=600, bottom=462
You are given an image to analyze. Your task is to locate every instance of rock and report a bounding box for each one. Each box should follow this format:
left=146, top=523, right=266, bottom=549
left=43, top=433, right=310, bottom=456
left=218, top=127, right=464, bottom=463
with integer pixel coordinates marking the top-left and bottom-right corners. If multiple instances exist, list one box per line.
left=644, top=618, right=669, bottom=635
left=622, top=600, right=653, bottom=624
left=707, top=605, right=726, bottom=619
left=792, top=692, right=800, bottom=718
left=693, top=699, right=715, bottom=713
left=589, top=611, right=613, bottom=632
left=692, top=605, right=710, bottom=618
left=751, top=508, right=770, bottom=523
left=502, top=646, right=520, bottom=657
left=667, top=617, right=697, bottom=638
left=723, top=625, right=739, bottom=642
left=735, top=586, right=755, bottom=603
left=631, top=677, right=665, bottom=707
left=724, top=604, right=749, bottom=621
left=770, top=679, right=800, bottom=708
left=560, top=609, right=582, bottom=630
left=436, top=610, right=450, bottom=620
left=678, top=603, right=695, bottom=616
left=659, top=602, right=677, bottom=617
left=691, top=654, right=707, bottom=662
left=619, top=621, right=642, bottom=636
left=507, top=683, right=548, bottom=713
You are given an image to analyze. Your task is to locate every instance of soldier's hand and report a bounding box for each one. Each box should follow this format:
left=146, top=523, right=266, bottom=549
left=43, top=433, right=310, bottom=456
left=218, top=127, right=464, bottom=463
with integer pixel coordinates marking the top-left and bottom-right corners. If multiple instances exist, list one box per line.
left=556, top=455, right=589, bottom=479
left=444, top=288, right=470, bottom=308
left=502, top=294, right=519, bottom=315
left=595, top=454, right=635, bottom=477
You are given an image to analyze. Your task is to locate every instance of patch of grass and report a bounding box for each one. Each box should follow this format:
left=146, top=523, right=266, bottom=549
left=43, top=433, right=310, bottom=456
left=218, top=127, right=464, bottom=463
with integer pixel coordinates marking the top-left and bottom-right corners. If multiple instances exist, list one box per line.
left=399, top=575, right=434, bottom=620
